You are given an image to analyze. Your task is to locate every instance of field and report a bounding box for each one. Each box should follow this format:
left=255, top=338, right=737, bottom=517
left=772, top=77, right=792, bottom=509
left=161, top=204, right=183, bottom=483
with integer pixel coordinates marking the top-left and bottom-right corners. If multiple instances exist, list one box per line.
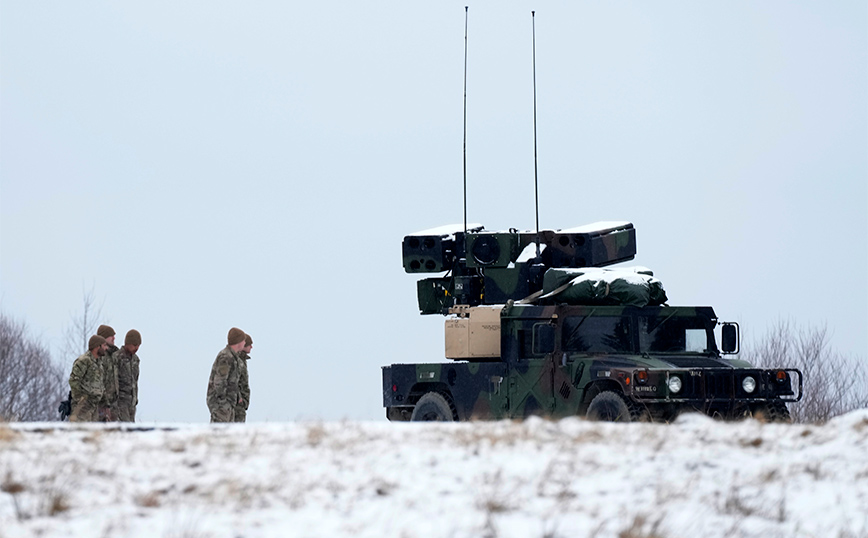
left=2, top=411, right=867, bottom=538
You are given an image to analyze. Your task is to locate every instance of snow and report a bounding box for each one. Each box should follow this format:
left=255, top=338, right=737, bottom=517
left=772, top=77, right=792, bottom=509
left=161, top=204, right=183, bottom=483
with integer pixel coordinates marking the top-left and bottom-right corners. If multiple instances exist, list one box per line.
left=2, top=411, right=867, bottom=538
left=517, top=242, right=544, bottom=263
left=406, top=224, right=484, bottom=237
left=557, top=222, right=632, bottom=235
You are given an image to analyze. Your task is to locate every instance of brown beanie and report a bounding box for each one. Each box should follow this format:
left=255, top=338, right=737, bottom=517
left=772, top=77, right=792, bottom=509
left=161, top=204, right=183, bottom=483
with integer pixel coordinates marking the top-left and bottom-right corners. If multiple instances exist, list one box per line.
left=88, top=335, right=106, bottom=351
left=228, top=327, right=246, bottom=345
left=244, top=333, right=253, bottom=347
left=97, top=324, right=115, bottom=339
left=125, top=329, right=142, bottom=346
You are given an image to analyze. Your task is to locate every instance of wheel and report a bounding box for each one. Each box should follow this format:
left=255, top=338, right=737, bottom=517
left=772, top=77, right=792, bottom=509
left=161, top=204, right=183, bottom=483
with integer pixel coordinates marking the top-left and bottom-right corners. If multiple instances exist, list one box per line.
left=586, top=391, right=635, bottom=422
left=410, top=392, right=455, bottom=422
left=751, top=400, right=792, bottom=423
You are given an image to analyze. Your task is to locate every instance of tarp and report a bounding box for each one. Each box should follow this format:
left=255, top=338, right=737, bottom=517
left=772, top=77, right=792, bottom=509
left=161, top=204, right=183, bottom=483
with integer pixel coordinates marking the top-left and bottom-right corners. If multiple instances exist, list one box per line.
left=540, top=267, right=668, bottom=307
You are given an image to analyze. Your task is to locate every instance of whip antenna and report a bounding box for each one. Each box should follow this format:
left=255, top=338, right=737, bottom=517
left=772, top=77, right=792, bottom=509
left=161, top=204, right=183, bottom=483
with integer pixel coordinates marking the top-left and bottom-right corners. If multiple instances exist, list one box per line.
left=532, top=11, right=541, bottom=258
left=463, top=6, right=469, bottom=234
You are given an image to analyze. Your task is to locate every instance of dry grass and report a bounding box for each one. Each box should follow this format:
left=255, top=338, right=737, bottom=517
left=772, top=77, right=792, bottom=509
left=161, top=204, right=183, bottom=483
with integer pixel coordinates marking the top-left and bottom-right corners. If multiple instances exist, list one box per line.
left=305, top=422, right=327, bottom=447
left=739, top=437, right=763, bottom=448
left=0, top=425, right=20, bottom=443
left=475, top=469, right=517, bottom=525
left=137, top=491, right=162, bottom=508
left=452, top=420, right=576, bottom=448
left=1, top=471, right=25, bottom=494
left=617, top=514, right=666, bottom=538
left=373, top=479, right=396, bottom=497
left=721, top=481, right=787, bottom=524
left=43, top=490, right=70, bottom=515
left=82, top=430, right=103, bottom=445
left=2, top=470, right=70, bottom=520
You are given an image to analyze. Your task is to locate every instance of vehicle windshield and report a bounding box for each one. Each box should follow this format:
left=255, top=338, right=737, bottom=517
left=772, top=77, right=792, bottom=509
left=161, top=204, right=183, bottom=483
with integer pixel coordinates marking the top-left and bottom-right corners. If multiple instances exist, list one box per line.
left=638, top=314, right=714, bottom=354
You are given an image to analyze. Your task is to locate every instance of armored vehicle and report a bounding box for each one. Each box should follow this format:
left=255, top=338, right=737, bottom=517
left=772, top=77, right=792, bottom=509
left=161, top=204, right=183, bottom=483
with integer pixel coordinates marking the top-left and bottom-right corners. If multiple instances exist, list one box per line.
left=382, top=223, right=802, bottom=422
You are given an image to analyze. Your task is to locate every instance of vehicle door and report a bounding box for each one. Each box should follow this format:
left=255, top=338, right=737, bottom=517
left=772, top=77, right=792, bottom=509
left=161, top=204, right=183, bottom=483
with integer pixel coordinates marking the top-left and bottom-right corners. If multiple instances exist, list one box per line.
left=551, top=311, right=636, bottom=417
left=507, top=320, right=556, bottom=418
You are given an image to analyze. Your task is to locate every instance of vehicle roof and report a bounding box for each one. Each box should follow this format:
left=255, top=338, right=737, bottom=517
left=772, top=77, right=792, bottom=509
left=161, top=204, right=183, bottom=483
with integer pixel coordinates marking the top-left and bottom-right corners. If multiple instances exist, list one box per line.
left=504, top=304, right=718, bottom=320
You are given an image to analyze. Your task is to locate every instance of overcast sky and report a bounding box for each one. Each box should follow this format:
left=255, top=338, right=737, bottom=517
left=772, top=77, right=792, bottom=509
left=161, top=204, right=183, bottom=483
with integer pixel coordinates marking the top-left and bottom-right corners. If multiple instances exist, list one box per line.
left=1, top=1, right=865, bottom=422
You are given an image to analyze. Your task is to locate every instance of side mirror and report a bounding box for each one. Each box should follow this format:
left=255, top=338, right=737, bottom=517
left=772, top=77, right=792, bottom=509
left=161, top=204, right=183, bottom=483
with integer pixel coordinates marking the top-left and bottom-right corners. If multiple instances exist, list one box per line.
left=721, top=323, right=739, bottom=354
left=533, top=323, right=556, bottom=355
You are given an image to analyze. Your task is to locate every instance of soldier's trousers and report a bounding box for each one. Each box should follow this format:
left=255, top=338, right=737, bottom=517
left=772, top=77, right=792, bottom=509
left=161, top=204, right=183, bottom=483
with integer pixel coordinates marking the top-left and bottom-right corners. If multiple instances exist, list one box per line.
left=117, top=399, right=135, bottom=422
left=209, top=403, right=235, bottom=423
left=69, top=396, right=99, bottom=422
left=98, top=405, right=118, bottom=422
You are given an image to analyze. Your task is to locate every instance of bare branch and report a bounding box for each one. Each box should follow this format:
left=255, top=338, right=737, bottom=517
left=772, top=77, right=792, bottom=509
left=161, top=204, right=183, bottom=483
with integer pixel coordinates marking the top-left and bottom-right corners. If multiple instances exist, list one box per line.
left=0, top=313, right=66, bottom=421
left=742, top=319, right=868, bottom=423
left=61, top=283, right=104, bottom=361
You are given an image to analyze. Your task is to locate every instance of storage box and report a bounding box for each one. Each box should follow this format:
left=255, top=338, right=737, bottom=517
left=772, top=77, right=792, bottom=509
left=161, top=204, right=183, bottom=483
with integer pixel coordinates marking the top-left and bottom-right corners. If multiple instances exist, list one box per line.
left=445, top=305, right=502, bottom=359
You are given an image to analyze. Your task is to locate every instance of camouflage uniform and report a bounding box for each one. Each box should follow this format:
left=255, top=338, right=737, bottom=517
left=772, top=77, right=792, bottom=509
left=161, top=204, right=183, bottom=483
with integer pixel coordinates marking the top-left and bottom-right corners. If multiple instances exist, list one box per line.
left=69, top=350, right=105, bottom=422
left=234, top=351, right=250, bottom=422
left=206, top=346, right=240, bottom=423
left=115, top=346, right=140, bottom=422
left=99, top=344, right=120, bottom=421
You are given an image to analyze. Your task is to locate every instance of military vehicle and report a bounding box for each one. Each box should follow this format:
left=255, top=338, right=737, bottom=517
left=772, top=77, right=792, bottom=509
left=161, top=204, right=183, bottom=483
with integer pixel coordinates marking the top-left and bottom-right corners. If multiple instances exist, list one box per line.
left=382, top=222, right=802, bottom=422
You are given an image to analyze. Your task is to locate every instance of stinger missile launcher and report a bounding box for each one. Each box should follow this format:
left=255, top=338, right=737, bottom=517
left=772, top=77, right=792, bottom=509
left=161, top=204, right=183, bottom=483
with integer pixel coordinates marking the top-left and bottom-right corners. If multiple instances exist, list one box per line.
left=403, top=221, right=637, bottom=315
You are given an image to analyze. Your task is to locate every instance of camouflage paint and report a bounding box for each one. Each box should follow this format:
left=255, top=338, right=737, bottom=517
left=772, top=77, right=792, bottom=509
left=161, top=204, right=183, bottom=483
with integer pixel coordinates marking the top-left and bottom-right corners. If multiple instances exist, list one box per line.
left=402, top=223, right=637, bottom=314
left=389, top=222, right=800, bottom=422
left=384, top=303, right=802, bottom=422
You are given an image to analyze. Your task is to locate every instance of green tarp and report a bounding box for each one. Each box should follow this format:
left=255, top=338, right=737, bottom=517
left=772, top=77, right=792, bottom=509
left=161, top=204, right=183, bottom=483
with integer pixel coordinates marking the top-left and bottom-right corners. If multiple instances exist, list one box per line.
left=541, top=267, right=668, bottom=307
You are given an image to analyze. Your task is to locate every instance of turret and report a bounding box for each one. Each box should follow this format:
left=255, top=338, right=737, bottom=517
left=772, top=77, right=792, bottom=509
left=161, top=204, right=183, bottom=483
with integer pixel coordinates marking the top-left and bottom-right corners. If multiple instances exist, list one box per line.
left=403, top=221, right=637, bottom=315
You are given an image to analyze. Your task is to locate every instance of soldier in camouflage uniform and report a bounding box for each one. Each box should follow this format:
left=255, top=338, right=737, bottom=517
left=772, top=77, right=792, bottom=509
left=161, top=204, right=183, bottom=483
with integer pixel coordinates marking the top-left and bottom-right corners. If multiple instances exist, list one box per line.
left=234, top=333, right=252, bottom=422
left=97, top=325, right=120, bottom=421
left=69, top=335, right=108, bottom=422
left=116, top=329, right=141, bottom=422
left=206, top=327, right=246, bottom=423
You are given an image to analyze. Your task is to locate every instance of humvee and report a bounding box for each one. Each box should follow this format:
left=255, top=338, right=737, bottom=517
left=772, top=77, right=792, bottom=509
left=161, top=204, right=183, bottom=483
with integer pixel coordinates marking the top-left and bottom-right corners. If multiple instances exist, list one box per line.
left=382, top=223, right=802, bottom=422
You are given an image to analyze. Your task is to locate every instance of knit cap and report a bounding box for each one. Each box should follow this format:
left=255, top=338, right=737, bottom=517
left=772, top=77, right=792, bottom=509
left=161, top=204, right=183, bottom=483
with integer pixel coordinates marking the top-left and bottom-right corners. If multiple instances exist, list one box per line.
left=88, top=335, right=106, bottom=351
left=125, top=329, right=142, bottom=346
left=228, top=327, right=246, bottom=345
left=97, top=325, right=115, bottom=339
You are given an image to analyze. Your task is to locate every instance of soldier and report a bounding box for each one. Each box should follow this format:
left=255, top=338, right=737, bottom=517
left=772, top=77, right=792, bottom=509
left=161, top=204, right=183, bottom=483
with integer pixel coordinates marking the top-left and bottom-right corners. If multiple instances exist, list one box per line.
left=235, top=333, right=252, bottom=422
left=97, top=325, right=120, bottom=421
left=116, top=329, right=141, bottom=422
left=206, top=327, right=245, bottom=423
left=69, top=335, right=107, bottom=422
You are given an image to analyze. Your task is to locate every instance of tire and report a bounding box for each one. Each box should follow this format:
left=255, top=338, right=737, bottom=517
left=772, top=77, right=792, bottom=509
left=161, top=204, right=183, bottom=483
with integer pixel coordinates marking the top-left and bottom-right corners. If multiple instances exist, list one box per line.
left=751, top=400, right=792, bottom=423
left=410, top=392, right=455, bottom=422
left=586, top=391, right=634, bottom=422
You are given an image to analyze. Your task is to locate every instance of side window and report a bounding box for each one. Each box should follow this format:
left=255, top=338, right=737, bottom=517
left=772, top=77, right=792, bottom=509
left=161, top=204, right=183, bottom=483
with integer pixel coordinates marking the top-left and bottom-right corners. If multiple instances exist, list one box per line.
left=519, top=322, right=555, bottom=358
left=563, top=316, right=633, bottom=353
left=533, top=323, right=555, bottom=355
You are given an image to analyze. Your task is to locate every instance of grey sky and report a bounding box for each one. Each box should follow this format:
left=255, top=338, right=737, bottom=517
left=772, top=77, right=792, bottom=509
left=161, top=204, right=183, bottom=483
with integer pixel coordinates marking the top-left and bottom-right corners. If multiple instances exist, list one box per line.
left=1, top=2, right=865, bottom=422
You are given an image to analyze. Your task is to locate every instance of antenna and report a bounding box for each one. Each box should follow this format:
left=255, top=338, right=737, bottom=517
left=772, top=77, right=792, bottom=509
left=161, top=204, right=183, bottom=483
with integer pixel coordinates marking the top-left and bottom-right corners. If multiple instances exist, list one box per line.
left=531, top=11, right=541, bottom=258
left=463, top=6, right=469, bottom=235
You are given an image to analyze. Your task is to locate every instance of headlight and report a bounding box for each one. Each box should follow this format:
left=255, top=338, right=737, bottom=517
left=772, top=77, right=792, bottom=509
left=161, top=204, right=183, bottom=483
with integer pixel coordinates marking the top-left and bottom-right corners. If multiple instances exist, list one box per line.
left=742, top=376, right=757, bottom=393
left=668, top=375, right=682, bottom=394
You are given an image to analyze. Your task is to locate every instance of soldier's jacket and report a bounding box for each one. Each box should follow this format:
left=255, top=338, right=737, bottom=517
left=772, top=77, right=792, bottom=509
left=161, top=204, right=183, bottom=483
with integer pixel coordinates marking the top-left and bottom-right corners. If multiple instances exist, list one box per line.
left=101, top=344, right=120, bottom=410
left=69, top=351, right=105, bottom=406
left=115, top=346, right=140, bottom=420
left=237, top=351, right=250, bottom=411
left=207, top=346, right=240, bottom=411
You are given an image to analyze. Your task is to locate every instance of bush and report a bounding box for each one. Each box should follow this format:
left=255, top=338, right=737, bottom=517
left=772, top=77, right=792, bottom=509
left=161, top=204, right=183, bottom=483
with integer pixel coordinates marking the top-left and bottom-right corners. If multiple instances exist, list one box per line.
left=742, top=320, right=868, bottom=423
left=0, top=313, right=66, bottom=421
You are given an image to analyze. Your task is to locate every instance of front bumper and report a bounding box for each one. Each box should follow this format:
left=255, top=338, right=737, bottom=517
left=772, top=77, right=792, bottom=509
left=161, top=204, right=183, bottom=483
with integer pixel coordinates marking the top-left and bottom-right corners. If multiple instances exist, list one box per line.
left=629, top=368, right=803, bottom=403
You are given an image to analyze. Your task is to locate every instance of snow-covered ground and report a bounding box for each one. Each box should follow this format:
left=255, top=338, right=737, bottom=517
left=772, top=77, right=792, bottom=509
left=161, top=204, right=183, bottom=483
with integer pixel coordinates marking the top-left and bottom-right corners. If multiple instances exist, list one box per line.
left=2, top=412, right=867, bottom=538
